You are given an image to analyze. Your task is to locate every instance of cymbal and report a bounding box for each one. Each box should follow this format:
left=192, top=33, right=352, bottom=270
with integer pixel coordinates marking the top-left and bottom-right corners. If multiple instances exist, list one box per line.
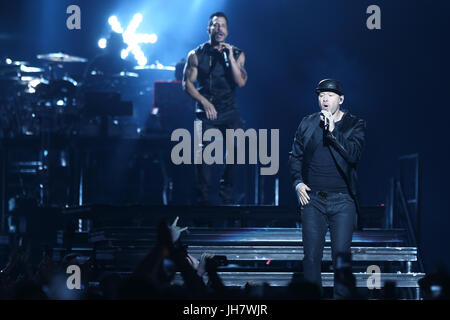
left=88, top=70, right=139, bottom=79
left=36, top=52, right=88, bottom=63
left=112, top=71, right=139, bottom=78
left=11, top=60, right=29, bottom=66
left=1, top=59, right=29, bottom=67
left=1, top=61, right=44, bottom=79
left=19, top=65, right=45, bottom=73
left=134, top=64, right=175, bottom=71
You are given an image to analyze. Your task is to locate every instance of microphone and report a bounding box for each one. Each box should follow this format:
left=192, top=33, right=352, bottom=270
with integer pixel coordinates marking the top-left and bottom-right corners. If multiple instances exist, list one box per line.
left=320, top=113, right=329, bottom=131
left=324, top=117, right=329, bottom=131
left=223, top=50, right=230, bottom=68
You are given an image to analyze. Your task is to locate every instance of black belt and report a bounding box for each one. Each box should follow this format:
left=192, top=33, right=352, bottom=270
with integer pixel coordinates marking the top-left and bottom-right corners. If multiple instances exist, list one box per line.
left=310, top=190, right=349, bottom=200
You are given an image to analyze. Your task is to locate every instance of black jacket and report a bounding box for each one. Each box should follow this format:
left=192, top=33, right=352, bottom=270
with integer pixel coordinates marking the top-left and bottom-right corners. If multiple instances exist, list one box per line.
left=288, top=110, right=366, bottom=223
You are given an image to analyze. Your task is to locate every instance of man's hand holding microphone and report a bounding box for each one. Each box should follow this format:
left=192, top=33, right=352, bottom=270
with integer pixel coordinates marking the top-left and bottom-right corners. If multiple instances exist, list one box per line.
left=320, top=110, right=336, bottom=132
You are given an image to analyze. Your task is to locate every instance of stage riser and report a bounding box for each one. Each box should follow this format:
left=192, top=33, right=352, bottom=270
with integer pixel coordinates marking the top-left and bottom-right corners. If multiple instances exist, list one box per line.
left=186, top=246, right=417, bottom=261
left=89, top=247, right=417, bottom=262
left=62, top=205, right=387, bottom=229
left=88, top=227, right=408, bottom=246
left=82, top=270, right=424, bottom=289
left=172, top=272, right=425, bottom=288
left=54, top=207, right=422, bottom=299
left=54, top=225, right=422, bottom=299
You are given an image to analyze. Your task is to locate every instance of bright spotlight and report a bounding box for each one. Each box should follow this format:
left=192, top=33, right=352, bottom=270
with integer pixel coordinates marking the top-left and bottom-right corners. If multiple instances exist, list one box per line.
left=137, top=33, right=158, bottom=44
left=121, top=49, right=129, bottom=59
left=98, top=38, right=107, bottom=49
left=106, top=13, right=156, bottom=66
left=108, top=15, right=124, bottom=33
left=133, top=13, right=143, bottom=24
left=108, top=16, right=118, bottom=25
left=149, top=34, right=158, bottom=44
left=137, top=57, right=148, bottom=66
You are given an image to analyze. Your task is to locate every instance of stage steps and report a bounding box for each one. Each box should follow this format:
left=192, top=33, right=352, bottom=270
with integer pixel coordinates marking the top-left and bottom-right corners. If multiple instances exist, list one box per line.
left=88, top=227, right=408, bottom=246
left=91, top=246, right=417, bottom=262
left=61, top=204, right=387, bottom=229
left=55, top=208, right=424, bottom=299
left=61, top=227, right=418, bottom=271
left=173, top=272, right=424, bottom=289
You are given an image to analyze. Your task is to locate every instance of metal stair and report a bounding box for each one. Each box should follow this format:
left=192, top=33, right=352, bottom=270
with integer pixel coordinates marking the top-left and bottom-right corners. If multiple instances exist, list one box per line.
left=54, top=226, right=424, bottom=299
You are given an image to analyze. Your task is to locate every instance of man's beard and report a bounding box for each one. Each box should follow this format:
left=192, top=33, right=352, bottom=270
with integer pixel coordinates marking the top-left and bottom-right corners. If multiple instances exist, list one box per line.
left=211, top=33, right=225, bottom=44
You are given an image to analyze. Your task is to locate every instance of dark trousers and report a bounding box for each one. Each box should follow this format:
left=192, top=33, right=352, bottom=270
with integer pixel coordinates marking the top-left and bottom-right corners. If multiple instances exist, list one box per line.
left=194, top=109, right=242, bottom=204
left=300, top=191, right=357, bottom=299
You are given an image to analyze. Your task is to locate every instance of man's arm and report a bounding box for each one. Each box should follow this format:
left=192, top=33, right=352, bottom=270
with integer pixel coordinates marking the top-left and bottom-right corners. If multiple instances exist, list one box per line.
left=182, top=50, right=217, bottom=120
left=326, top=118, right=366, bottom=166
left=288, top=120, right=306, bottom=189
left=230, top=51, right=247, bottom=88
left=220, top=44, right=247, bottom=88
left=182, top=51, right=202, bottom=102
left=289, top=119, right=312, bottom=206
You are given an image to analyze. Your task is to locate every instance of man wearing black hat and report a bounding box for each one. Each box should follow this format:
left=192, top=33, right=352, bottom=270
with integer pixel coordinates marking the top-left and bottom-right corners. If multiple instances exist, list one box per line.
left=288, top=79, right=366, bottom=299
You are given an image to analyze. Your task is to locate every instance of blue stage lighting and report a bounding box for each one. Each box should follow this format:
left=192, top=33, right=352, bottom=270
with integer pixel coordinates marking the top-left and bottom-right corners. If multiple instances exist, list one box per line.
left=98, top=38, right=107, bottom=49
left=105, top=13, right=157, bottom=66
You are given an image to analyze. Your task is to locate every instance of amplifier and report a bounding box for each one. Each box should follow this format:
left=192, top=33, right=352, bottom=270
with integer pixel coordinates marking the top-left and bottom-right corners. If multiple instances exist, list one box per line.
left=153, top=80, right=194, bottom=130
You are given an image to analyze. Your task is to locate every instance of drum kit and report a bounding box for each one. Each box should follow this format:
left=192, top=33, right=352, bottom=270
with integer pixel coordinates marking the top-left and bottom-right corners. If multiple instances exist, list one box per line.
left=0, top=53, right=88, bottom=137
left=0, top=51, right=178, bottom=208
left=0, top=52, right=176, bottom=138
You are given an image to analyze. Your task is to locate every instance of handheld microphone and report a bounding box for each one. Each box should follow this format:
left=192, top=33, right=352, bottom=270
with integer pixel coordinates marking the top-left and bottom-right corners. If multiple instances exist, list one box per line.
left=223, top=50, right=230, bottom=68
left=320, top=113, right=329, bottom=131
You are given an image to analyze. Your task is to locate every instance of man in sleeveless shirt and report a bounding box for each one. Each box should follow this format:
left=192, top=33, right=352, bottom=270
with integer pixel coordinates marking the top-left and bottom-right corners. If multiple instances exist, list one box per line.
left=183, top=12, right=248, bottom=205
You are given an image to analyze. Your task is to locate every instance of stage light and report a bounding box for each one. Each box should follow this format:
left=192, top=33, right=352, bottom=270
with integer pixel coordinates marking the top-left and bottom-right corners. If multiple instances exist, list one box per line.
left=98, top=38, right=107, bottom=49
left=136, top=33, right=158, bottom=44
left=137, top=57, right=148, bottom=66
left=108, top=15, right=123, bottom=33
left=149, top=34, right=158, bottom=44
left=108, top=16, right=117, bottom=25
left=127, top=13, right=143, bottom=34
left=56, top=100, right=65, bottom=106
left=61, top=151, right=67, bottom=167
left=5, top=58, right=12, bottom=64
left=105, top=13, right=157, bottom=66
left=121, top=49, right=129, bottom=59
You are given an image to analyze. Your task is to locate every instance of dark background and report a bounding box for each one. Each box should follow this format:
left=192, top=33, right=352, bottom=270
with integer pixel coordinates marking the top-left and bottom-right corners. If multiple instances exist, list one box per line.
left=1, top=0, right=449, bottom=272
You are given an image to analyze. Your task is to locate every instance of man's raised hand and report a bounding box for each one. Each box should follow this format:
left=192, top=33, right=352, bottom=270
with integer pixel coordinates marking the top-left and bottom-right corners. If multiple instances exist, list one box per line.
left=170, top=216, right=188, bottom=243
